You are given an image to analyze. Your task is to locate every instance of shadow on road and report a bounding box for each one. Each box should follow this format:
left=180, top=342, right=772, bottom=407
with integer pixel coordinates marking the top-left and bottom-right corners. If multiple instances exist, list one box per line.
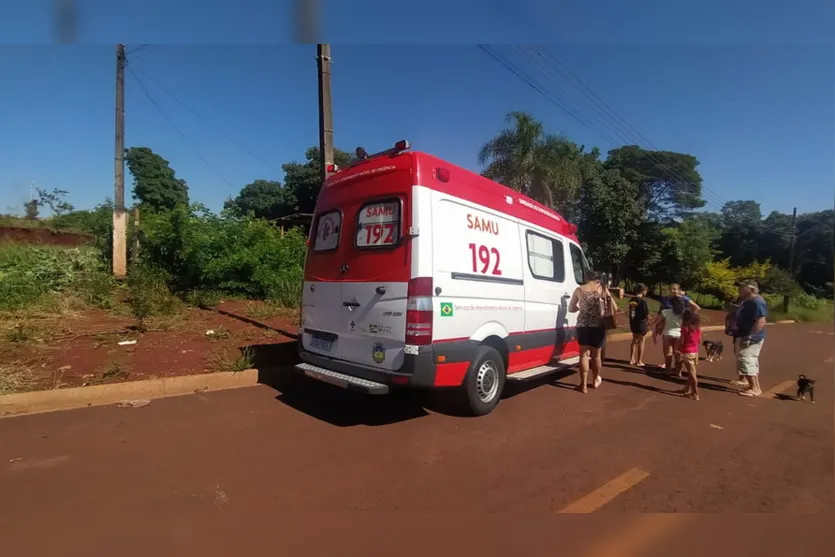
left=604, top=358, right=740, bottom=394
left=247, top=346, right=431, bottom=426
left=216, top=308, right=299, bottom=339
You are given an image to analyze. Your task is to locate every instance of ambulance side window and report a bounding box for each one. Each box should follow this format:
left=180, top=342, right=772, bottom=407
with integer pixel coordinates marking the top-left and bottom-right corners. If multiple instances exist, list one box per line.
left=570, top=243, right=588, bottom=284
left=312, top=210, right=341, bottom=252
left=525, top=231, right=565, bottom=282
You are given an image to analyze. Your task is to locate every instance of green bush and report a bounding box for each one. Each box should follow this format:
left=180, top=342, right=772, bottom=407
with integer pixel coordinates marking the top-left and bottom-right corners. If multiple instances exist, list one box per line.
left=0, top=244, right=114, bottom=311
left=126, top=263, right=179, bottom=329
left=136, top=204, right=307, bottom=306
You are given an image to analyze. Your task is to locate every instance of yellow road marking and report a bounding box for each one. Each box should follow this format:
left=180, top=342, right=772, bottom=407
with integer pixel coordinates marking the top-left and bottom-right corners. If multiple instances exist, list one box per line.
left=558, top=467, right=649, bottom=513
left=763, top=379, right=795, bottom=398
left=580, top=514, right=691, bottom=557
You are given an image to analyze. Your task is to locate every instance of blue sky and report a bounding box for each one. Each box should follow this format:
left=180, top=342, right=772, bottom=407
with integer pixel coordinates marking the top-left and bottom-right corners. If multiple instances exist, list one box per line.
left=0, top=0, right=833, bottom=217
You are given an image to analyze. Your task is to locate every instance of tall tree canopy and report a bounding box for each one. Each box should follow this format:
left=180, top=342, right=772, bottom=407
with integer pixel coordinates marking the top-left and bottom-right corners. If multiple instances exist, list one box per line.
left=478, top=111, right=583, bottom=213
left=126, top=147, right=189, bottom=211
left=281, top=147, right=354, bottom=215
left=223, top=180, right=292, bottom=221
left=575, top=151, right=643, bottom=273
left=604, top=145, right=705, bottom=220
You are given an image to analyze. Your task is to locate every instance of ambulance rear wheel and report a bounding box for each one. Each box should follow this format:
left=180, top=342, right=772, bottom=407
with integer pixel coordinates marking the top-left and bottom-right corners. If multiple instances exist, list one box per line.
left=462, top=345, right=506, bottom=416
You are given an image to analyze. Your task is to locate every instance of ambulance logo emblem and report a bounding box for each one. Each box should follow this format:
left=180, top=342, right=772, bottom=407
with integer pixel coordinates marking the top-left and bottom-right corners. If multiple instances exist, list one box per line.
left=440, top=302, right=454, bottom=317
left=372, top=342, right=385, bottom=364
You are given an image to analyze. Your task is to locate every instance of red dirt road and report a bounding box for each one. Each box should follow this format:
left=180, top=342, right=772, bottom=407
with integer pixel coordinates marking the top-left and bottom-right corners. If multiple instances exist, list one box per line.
left=0, top=324, right=832, bottom=555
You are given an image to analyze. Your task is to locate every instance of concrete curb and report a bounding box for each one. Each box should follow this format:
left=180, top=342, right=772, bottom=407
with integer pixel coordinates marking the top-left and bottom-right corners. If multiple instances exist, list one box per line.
left=0, top=321, right=800, bottom=419
left=0, top=369, right=259, bottom=419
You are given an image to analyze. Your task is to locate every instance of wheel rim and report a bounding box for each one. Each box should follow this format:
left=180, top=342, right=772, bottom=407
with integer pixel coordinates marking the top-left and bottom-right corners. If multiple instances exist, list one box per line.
left=476, top=361, right=499, bottom=403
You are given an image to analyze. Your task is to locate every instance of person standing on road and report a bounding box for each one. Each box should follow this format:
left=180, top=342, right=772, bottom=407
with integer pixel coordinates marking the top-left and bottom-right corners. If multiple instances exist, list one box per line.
left=677, top=310, right=702, bottom=400
left=569, top=271, right=618, bottom=394
left=733, top=280, right=768, bottom=397
left=725, top=297, right=746, bottom=385
left=655, top=296, right=685, bottom=373
left=628, top=283, right=651, bottom=367
left=648, top=284, right=699, bottom=369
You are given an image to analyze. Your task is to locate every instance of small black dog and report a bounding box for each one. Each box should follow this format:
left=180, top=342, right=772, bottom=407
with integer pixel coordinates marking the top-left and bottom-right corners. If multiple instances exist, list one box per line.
left=797, top=374, right=816, bottom=403
left=703, top=340, right=724, bottom=362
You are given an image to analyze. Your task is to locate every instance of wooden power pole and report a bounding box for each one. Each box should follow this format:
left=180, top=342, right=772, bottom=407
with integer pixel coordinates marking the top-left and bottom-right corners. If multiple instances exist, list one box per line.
left=112, top=44, right=127, bottom=279
left=782, top=206, right=797, bottom=313
left=317, top=44, right=334, bottom=185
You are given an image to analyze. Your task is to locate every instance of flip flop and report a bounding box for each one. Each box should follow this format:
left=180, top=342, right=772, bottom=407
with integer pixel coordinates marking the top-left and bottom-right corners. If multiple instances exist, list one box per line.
left=593, top=376, right=602, bottom=388
left=739, top=390, right=761, bottom=397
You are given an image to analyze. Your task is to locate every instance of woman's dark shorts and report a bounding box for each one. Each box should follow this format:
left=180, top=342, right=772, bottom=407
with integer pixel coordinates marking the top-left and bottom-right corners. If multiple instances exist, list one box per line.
left=577, top=326, right=606, bottom=349
left=630, top=322, right=649, bottom=336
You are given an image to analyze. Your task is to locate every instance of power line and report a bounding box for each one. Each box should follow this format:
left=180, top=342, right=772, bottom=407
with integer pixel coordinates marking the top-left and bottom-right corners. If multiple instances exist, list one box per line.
left=519, top=45, right=728, bottom=212
left=476, top=45, right=621, bottom=147
left=479, top=44, right=721, bottom=212
left=127, top=44, right=154, bottom=57
left=127, top=65, right=237, bottom=192
left=535, top=46, right=731, bottom=211
left=482, top=44, right=801, bottom=223
left=128, top=65, right=281, bottom=175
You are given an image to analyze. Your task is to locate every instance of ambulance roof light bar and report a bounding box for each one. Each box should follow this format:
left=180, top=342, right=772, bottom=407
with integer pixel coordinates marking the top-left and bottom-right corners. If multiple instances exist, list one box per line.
left=344, top=140, right=412, bottom=170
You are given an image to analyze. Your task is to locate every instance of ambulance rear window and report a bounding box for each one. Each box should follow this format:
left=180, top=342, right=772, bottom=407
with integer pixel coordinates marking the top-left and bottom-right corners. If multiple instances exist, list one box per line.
left=355, top=200, right=400, bottom=249
left=312, top=210, right=341, bottom=252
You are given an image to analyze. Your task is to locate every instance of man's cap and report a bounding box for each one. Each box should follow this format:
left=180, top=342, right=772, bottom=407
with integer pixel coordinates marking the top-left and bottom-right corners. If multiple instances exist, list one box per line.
left=735, top=279, right=759, bottom=290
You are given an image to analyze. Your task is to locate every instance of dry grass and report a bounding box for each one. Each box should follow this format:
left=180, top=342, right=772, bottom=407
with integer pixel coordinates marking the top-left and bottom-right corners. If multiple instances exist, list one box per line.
left=206, top=347, right=254, bottom=373
left=0, top=361, right=35, bottom=395
left=246, top=301, right=298, bottom=321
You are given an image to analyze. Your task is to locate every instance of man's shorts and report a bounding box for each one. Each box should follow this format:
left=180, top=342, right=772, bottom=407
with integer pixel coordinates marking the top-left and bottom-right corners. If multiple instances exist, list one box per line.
left=735, top=337, right=763, bottom=376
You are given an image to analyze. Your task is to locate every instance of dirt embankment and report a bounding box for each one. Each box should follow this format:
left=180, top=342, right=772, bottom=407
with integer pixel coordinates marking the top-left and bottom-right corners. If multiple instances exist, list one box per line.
left=0, top=226, right=94, bottom=246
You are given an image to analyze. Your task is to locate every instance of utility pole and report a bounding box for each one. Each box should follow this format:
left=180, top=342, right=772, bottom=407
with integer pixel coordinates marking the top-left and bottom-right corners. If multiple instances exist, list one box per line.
left=112, top=44, right=127, bottom=279
left=782, top=206, right=797, bottom=313
left=317, top=44, right=334, bottom=185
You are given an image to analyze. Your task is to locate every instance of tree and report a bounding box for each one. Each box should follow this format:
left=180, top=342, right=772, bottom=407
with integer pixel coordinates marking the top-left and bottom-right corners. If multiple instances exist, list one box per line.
left=35, top=187, right=75, bottom=216
left=23, top=200, right=39, bottom=220
left=656, top=215, right=718, bottom=288
left=281, top=147, right=354, bottom=215
left=223, top=180, right=294, bottom=221
left=478, top=111, right=583, bottom=212
left=794, top=210, right=835, bottom=297
left=125, top=147, right=189, bottom=211
left=717, top=200, right=763, bottom=266
left=604, top=145, right=705, bottom=220
left=575, top=152, right=643, bottom=278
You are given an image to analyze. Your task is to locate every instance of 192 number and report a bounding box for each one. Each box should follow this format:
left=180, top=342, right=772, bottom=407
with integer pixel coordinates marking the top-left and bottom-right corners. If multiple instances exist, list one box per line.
left=468, top=243, right=502, bottom=275
left=364, top=223, right=395, bottom=245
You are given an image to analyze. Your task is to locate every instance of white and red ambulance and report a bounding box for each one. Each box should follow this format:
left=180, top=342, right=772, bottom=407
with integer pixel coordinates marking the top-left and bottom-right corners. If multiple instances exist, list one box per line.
left=295, top=140, right=591, bottom=415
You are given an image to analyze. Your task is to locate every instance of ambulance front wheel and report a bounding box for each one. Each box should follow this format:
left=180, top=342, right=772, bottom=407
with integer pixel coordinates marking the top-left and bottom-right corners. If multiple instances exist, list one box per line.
left=462, top=345, right=506, bottom=416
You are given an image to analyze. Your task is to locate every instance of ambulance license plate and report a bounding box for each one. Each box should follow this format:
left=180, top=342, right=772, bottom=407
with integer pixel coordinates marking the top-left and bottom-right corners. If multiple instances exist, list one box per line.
left=310, top=335, right=333, bottom=352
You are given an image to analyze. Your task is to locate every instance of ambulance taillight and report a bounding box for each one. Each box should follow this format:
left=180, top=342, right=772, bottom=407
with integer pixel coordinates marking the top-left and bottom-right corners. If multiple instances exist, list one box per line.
left=406, top=277, right=433, bottom=346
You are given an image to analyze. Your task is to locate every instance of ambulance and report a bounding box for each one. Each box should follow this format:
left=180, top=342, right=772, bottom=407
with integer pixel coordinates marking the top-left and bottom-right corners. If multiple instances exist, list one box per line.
left=294, top=140, right=591, bottom=415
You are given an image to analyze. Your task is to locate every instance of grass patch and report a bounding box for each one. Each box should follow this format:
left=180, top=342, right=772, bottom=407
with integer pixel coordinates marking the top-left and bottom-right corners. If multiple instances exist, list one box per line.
left=0, top=361, right=35, bottom=395
left=769, top=303, right=834, bottom=324
left=207, top=347, right=253, bottom=373
left=0, top=244, right=115, bottom=313
left=205, top=325, right=232, bottom=341
left=183, top=289, right=223, bottom=310
left=126, top=264, right=181, bottom=331
left=86, top=362, right=130, bottom=385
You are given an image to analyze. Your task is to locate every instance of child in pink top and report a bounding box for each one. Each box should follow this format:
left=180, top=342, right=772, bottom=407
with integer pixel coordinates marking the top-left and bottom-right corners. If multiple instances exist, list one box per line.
left=678, top=310, right=702, bottom=400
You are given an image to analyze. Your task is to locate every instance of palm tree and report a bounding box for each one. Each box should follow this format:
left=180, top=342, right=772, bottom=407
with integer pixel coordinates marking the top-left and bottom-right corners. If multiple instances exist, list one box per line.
left=478, top=111, right=583, bottom=213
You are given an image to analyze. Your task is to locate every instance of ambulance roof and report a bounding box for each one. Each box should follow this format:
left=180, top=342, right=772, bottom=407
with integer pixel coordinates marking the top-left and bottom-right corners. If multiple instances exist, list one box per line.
left=322, top=148, right=578, bottom=241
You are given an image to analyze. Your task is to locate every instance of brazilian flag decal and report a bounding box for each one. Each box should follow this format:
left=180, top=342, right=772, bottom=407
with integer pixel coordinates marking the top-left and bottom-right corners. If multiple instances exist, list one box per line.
left=440, top=302, right=454, bottom=317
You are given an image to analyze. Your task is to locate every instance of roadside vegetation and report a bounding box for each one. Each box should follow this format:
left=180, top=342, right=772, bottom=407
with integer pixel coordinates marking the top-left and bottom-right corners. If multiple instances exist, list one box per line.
left=1, top=128, right=832, bottom=394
